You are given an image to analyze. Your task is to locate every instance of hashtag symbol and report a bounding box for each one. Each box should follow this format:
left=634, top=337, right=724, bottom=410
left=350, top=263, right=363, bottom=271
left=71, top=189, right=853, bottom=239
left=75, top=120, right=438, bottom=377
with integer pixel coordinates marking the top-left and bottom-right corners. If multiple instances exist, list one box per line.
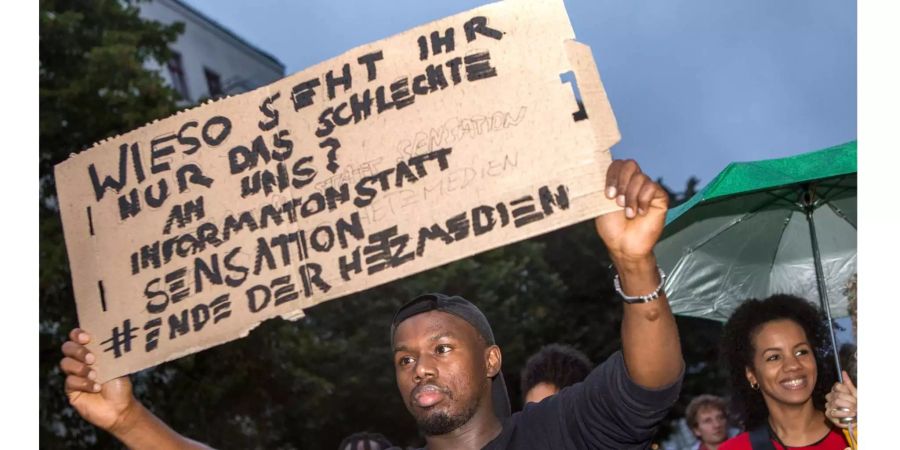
left=101, top=319, right=139, bottom=358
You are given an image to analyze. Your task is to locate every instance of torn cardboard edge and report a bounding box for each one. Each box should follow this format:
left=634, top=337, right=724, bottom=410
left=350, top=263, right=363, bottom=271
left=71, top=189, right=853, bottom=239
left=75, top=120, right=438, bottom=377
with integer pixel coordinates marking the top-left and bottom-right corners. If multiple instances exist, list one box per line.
left=564, top=40, right=621, bottom=148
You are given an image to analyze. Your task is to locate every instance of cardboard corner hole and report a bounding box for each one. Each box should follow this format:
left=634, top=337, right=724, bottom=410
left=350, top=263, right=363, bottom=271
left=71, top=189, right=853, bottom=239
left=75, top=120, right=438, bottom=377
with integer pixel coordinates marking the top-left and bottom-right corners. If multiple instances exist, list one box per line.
left=57, top=0, right=621, bottom=382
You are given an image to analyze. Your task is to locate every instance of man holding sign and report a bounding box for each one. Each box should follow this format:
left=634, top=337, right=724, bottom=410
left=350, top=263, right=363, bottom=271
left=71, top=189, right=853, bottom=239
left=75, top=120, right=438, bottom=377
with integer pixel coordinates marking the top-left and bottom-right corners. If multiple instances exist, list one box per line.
left=60, top=159, right=684, bottom=449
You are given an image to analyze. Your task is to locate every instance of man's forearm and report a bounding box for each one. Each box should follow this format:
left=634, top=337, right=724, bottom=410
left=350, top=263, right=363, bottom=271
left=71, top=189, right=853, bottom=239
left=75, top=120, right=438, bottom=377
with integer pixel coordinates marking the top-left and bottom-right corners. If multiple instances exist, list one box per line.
left=614, top=255, right=683, bottom=389
left=112, top=403, right=215, bottom=450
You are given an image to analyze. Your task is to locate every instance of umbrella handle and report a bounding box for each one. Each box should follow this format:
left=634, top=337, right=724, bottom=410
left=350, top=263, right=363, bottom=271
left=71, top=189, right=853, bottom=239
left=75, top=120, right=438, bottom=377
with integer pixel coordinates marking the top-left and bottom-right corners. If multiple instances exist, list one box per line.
left=843, top=423, right=857, bottom=450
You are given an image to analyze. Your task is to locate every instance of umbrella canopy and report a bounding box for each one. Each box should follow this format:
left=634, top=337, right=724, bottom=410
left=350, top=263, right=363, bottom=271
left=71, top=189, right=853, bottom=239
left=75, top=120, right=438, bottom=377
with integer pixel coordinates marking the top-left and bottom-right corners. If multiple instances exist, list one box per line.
left=655, top=141, right=857, bottom=323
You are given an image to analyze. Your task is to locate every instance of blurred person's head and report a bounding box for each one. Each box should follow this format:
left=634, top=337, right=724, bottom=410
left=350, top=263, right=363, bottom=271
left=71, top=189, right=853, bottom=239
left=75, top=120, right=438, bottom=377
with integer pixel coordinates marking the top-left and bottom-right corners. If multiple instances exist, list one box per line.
left=685, top=394, right=728, bottom=448
left=845, top=273, right=857, bottom=337
left=520, top=343, right=592, bottom=404
left=338, top=431, right=392, bottom=450
left=390, top=294, right=508, bottom=436
left=720, top=294, right=835, bottom=429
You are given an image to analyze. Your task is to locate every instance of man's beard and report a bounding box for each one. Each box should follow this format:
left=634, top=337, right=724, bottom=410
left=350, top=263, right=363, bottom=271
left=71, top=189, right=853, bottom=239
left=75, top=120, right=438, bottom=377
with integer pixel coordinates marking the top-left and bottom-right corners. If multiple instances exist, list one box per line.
left=414, top=398, right=480, bottom=436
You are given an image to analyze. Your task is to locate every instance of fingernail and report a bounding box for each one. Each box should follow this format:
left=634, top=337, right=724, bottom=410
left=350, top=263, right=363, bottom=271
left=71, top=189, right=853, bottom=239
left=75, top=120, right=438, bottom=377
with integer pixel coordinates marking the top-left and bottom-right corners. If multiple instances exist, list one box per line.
left=638, top=208, right=646, bottom=216
left=85, top=353, right=95, bottom=364
left=78, top=333, right=88, bottom=343
left=606, top=186, right=616, bottom=198
left=88, top=370, right=97, bottom=381
left=625, top=207, right=635, bottom=218
left=617, top=195, right=625, bottom=207
left=93, top=383, right=101, bottom=392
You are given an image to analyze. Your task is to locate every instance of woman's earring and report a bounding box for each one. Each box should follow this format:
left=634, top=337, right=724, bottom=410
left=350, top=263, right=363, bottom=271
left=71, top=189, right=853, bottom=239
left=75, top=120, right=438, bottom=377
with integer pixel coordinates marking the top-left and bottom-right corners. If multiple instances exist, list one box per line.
left=750, top=382, right=760, bottom=391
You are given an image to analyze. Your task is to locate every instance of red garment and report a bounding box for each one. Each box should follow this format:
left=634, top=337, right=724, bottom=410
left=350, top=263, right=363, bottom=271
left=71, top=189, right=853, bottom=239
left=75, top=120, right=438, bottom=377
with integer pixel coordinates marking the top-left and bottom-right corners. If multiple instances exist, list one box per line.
left=719, top=427, right=847, bottom=450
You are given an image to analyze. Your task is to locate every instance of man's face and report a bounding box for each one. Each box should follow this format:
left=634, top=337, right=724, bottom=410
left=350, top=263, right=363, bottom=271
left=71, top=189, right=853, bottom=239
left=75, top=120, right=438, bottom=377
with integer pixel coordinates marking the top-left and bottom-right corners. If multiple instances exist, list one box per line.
left=692, top=405, right=728, bottom=446
left=393, top=310, right=498, bottom=436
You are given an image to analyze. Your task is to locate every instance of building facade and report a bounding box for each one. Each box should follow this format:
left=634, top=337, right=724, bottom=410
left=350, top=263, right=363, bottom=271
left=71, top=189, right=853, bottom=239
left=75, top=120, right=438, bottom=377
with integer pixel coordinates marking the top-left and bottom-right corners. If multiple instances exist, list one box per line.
left=138, top=0, right=285, bottom=104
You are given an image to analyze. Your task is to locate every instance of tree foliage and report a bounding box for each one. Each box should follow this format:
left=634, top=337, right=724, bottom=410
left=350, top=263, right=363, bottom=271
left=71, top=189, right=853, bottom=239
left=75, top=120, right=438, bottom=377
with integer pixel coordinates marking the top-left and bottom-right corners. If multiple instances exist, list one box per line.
left=38, top=2, right=726, bottom=448
left=40, top=0, right=183, bottom=447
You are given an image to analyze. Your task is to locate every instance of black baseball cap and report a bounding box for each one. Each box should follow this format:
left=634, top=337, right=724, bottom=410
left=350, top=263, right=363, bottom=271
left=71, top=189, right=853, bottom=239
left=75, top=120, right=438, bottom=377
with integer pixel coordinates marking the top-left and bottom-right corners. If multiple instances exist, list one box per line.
left=390, top=293, right=511, bottom=418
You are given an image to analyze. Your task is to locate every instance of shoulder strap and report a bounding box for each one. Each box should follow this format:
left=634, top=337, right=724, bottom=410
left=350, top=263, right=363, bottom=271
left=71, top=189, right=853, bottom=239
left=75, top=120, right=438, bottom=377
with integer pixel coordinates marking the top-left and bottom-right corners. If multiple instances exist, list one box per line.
left=748, top=424, right=777, bottom=450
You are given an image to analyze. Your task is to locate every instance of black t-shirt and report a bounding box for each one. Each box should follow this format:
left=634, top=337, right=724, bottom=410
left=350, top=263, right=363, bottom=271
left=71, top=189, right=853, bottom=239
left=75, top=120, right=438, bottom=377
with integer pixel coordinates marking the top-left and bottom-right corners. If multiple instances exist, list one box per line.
left=413, top=350, right=683, bottom=450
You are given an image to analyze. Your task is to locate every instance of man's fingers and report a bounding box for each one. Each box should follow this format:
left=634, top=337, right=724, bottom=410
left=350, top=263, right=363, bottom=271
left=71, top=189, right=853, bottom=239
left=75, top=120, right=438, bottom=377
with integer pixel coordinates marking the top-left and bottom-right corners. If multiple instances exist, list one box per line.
left=609, top=160, right=640, bottom=207
left=65, top=374, right=101, bottom=395
left=615, top=160, right=640, bottom=206
left=605, top=160, right=623, bottom=198
left=68, top=328, right=91, bottom=345
left=61, top=329, right=102, bottom=398
left=623, top=172, right=648, bottom=218
left=636, top=178, right=661, bottom=215
left=60, top=356, right=96, bottom=380
left=61, top=341, right=96, bottom=365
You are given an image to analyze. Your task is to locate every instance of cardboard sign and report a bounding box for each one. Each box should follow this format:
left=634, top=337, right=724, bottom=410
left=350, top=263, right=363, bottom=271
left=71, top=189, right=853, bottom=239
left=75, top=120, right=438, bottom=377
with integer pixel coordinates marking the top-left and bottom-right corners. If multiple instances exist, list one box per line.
left=55, top=0, right=621, bottom=382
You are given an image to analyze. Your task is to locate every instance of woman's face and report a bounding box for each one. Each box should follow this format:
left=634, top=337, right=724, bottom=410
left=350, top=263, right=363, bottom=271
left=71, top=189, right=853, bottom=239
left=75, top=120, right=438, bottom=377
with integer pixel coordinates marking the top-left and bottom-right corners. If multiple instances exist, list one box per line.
left=745, top=319, right=818, bottom=408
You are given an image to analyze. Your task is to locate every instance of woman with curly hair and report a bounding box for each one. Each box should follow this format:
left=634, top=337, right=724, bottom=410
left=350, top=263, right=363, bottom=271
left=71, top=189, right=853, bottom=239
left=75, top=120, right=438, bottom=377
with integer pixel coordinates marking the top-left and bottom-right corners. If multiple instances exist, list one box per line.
left=718, top=294, right=856, bottom=450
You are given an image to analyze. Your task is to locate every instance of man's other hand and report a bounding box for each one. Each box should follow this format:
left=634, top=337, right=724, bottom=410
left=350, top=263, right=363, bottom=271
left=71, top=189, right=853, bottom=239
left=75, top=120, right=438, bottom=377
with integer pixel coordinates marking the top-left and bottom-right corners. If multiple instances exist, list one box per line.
left=60, top=328, right=137, bottom=434
left=594, top=159, right=668, bottom=267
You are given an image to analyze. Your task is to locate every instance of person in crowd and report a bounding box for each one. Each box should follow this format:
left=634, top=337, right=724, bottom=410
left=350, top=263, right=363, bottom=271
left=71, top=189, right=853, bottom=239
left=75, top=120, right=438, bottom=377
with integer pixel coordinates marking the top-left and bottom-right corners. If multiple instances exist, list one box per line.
left=824, top=372, right=857, bottom=450
left=338, top=431, right=395, bottom=450
left=718, top=295, right=857, bottom=450
left=519, top=343, right=592, bottom=404
left=685, top=394, right=729, bottom=450
left=832, top=274, right=858, bottom=449
left=838, top=273, right=857, bottom=383
left=60, top=159, right=685, bottom=449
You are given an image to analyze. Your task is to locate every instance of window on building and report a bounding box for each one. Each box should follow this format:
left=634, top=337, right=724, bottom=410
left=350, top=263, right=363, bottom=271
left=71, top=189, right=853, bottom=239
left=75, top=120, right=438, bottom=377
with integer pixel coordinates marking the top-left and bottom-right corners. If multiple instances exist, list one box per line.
left=205, top=68, right=223, bottom=98
left=167, top=51, right=190, bottom=101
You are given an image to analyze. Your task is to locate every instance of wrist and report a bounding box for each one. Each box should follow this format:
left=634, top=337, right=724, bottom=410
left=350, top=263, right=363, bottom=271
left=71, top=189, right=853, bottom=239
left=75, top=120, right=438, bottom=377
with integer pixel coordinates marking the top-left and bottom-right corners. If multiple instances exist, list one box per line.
left=109, top=398, right=144, bottom=440
left=610, top=255, right=660, bottom=296
left=610, top=254, right=657, bottom=270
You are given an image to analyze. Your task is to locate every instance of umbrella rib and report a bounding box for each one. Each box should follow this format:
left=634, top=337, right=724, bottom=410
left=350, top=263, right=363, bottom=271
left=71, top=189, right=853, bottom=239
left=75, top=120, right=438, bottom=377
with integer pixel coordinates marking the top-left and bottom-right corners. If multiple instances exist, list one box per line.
left=814, top=174, right=854, bottom=196
left=813, top=175, right=851, bottom=202
left=764, top=190, right=800, bottom=208
left=688, top=212, right=754, bottom=251
left=811, top=175, right=857, bottom=229
left=688, top=195, right=783, bottom=252
left=826, top=201, right=857, bottom=230
left=766, top=207, right=795, bottom=280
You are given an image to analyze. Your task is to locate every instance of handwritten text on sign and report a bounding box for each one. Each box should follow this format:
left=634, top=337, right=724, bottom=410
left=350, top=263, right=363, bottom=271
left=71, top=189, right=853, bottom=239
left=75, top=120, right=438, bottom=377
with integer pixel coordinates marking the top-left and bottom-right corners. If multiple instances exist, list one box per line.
left=55, top=0, right=621, bottom=382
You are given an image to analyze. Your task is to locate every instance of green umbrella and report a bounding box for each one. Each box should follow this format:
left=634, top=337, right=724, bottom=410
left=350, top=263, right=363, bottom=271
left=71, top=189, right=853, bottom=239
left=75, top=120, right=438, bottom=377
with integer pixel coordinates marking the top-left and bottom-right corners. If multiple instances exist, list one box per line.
left=655, top=141, right=856, bottom=377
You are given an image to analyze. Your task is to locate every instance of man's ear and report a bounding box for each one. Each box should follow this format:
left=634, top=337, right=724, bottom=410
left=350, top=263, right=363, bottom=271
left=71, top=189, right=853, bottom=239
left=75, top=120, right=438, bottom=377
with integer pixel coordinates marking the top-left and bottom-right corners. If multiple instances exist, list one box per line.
left=486, top=345, right=502, bottom=378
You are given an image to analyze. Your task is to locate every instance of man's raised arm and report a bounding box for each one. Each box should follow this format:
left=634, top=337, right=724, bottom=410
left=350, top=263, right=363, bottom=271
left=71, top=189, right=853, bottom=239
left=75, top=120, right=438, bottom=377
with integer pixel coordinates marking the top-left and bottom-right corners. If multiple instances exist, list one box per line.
left=60, top=328, right=214, bottom=450
left=594, top=159, right=683, bottom=388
